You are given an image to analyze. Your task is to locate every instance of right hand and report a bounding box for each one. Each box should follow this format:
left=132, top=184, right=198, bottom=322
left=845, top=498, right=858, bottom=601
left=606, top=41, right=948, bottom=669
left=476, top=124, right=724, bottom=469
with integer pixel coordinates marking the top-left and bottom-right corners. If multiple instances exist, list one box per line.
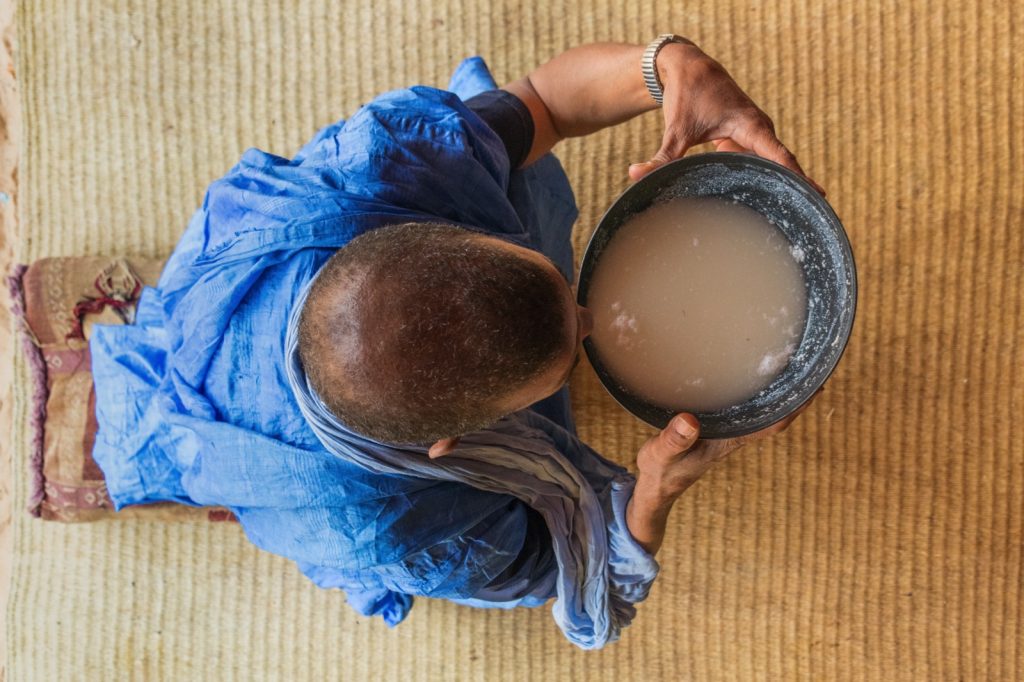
left=636, top=390, right=820, bottom=498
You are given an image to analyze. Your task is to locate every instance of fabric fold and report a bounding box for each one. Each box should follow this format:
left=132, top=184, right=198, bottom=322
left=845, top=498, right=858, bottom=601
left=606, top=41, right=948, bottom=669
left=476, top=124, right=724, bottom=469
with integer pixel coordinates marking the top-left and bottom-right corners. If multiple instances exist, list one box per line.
left=89, top=55, right=657, bottom=650
left=284, top=281, right=659, bottom=649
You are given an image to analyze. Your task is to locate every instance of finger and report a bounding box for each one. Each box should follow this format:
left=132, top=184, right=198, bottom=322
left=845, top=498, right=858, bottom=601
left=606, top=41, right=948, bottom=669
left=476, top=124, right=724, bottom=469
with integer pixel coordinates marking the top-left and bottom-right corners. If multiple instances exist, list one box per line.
left=736, top=418, right=789, bottom=444
left=428, top=436, right=460, bottom=459
left=737, top=129, right=804, bottom=176
left=652, top=121, right=694, bottom=166
left=681, top=438, right=742, bottom=469
left=790, top=385, right=825, bottom=419
left=648, top=413, right=701, bottom=458
left=730, top=122, right=829, bottom=197
left=629, top=121, right=696, bottom=181
left=790, top=171, right=828, bottom=197
left=713, top=138, right=748, bottom=153
left=727, top=112, right=804, bottom=172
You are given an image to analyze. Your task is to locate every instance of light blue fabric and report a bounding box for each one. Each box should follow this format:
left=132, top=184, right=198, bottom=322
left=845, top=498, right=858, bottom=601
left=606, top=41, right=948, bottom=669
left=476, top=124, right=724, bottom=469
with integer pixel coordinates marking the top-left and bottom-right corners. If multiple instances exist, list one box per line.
left=89, top=57, right=659, bottom=649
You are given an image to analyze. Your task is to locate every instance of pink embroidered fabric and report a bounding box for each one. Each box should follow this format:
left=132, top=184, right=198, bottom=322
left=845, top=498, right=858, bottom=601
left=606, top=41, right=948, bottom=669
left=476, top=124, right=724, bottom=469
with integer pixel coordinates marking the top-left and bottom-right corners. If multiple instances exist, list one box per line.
left=7, top=257, right=236, bottom=523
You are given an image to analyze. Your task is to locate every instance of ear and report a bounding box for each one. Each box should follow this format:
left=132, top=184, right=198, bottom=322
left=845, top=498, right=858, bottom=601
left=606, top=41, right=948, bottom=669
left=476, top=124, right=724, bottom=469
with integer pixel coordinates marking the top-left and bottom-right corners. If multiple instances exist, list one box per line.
left=428, top=437, right=461, bottom=459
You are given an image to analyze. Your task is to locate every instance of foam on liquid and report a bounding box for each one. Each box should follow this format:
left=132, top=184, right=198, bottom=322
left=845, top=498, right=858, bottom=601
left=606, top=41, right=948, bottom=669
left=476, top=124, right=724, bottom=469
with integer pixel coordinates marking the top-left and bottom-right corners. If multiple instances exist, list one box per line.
left=587, top=196, right=808, bottom=412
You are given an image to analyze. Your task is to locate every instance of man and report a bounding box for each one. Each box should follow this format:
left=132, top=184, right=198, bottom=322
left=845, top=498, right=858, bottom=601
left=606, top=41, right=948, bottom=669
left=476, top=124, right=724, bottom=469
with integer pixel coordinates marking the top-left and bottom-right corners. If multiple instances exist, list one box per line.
left=91, top=37, right=821, bottom=649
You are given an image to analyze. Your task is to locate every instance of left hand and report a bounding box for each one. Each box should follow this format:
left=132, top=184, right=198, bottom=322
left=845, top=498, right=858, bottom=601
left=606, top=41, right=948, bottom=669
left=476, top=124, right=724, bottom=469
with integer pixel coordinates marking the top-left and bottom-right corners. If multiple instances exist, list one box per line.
left=637, top=386, right=823, bottom=499
left=628, top=42, right=826, bottom=195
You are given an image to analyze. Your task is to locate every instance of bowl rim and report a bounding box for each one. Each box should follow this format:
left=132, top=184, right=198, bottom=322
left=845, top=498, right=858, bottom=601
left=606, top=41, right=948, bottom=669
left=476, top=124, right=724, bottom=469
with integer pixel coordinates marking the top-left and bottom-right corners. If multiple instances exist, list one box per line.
left=576, top=151, right=858, bottom=439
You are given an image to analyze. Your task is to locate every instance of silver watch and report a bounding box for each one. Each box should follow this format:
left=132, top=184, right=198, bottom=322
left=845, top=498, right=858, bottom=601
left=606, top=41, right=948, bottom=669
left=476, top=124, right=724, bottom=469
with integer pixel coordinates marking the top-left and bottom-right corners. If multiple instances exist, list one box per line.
left=641, top=34, right=688, bottom=105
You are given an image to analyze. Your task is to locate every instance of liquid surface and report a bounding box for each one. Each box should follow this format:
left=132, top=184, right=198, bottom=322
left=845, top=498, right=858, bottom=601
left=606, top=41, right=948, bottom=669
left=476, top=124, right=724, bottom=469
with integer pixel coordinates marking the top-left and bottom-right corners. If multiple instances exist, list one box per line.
left=587, top=197, right=808, bottom=412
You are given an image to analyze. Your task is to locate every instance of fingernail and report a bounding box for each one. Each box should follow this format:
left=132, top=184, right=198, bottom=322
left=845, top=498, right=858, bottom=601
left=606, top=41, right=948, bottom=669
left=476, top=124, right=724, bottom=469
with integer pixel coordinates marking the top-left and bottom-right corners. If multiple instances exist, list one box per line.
left=674, top=416, right=696, bottom=438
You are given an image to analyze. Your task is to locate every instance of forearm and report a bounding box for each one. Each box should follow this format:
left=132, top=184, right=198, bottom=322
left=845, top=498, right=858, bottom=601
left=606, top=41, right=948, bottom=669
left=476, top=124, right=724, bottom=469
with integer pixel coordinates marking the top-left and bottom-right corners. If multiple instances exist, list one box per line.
left=527, top=43, right=655, bottom=136
left=625, top=471, right=683, bottom=556
left=503, top=41, right=699, bottom=165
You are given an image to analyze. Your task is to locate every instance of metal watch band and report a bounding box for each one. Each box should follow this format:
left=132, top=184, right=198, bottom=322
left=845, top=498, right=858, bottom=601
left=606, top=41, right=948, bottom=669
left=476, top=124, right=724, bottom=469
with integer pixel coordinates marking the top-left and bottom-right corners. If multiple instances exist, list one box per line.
left=641, top=34, right=686, bottom=105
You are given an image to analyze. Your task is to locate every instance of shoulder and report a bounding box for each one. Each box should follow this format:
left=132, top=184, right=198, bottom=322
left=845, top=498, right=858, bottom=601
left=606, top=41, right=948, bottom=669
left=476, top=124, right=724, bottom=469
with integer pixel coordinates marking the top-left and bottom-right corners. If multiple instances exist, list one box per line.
left=306, top=86, right=510, bottom=179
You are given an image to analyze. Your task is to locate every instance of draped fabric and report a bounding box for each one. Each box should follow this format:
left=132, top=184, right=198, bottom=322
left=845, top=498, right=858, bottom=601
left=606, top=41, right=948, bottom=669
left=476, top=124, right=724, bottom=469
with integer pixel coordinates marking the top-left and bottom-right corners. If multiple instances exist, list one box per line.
left=89, top=57, right=658, bottom=649
left=285, top=278, right=659, bottom=648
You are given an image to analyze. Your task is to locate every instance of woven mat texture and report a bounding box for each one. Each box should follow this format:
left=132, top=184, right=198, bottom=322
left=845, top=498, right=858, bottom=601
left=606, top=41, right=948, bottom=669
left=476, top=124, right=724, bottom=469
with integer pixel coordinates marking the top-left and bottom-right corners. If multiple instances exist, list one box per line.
left=7, top=1, right=1022, bottom=680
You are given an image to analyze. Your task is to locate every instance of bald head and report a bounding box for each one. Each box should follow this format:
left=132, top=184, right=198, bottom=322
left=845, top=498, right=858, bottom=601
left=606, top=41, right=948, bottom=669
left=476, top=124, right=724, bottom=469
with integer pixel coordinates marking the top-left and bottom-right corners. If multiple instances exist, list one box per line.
left=296, top=222, right=576, bottom=444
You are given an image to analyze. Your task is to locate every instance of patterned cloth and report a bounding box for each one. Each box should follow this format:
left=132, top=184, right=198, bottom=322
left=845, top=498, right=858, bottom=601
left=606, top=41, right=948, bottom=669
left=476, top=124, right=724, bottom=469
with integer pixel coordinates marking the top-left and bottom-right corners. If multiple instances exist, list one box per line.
left=88, top=57, right=659, bottom=649
left=7, top=256, right=235, bottom=523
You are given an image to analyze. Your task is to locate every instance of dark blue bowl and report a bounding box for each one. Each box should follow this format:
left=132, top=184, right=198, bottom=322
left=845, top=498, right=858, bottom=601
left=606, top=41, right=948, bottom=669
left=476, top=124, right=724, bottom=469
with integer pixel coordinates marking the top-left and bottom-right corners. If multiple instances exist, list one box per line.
left=577, top=152, right=857, bottom=439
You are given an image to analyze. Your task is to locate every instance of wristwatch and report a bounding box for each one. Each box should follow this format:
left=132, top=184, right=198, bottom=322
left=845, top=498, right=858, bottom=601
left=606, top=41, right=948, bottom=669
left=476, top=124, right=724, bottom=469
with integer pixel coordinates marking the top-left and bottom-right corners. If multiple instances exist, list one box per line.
left=641, top=34, right=688, bottom=105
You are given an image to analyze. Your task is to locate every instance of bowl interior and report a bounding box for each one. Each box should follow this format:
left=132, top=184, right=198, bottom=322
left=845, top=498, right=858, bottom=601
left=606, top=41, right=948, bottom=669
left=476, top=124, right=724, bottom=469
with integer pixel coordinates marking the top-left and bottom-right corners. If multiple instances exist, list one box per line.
left=577, top=152, right=857, bottom=439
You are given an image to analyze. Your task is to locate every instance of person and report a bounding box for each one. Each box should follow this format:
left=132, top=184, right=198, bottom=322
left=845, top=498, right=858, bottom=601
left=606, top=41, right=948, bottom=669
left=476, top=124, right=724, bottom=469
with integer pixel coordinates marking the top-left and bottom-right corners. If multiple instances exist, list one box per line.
left=90, top=37, right=822, bottom=649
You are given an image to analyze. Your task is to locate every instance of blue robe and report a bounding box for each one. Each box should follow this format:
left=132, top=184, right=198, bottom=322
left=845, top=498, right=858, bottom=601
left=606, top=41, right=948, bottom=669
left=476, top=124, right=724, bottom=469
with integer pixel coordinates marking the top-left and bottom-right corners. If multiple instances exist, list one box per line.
left=90, top=57, right=658, bottom=649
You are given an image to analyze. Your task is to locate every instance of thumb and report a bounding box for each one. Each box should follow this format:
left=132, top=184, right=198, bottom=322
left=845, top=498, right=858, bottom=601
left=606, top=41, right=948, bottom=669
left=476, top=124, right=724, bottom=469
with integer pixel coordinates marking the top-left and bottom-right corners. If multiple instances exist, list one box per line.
left=628, top=161, right=657, bottom=181
left=629, top=125, right=693, bottom=181
left=649, top=413, right=701, bottom=458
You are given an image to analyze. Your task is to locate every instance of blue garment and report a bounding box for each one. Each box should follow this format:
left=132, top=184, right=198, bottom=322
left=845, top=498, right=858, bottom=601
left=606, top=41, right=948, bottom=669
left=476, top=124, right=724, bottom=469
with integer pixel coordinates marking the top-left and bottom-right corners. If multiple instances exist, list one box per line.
left=89, top=57, right=659, bottom=649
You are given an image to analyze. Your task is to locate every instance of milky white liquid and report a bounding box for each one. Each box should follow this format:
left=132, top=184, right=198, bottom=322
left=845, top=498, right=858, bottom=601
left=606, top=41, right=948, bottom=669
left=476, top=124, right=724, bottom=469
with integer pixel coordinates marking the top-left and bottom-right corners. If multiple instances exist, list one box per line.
left=587, top=197, right=808, bottom=412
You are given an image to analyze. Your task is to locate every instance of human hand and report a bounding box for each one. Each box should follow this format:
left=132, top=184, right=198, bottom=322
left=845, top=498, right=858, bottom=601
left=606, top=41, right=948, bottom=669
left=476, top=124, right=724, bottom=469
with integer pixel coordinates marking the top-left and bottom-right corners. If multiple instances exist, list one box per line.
left=627, top=42, right=826, bottom=195
left=635, top=388, right=822, bottom=500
